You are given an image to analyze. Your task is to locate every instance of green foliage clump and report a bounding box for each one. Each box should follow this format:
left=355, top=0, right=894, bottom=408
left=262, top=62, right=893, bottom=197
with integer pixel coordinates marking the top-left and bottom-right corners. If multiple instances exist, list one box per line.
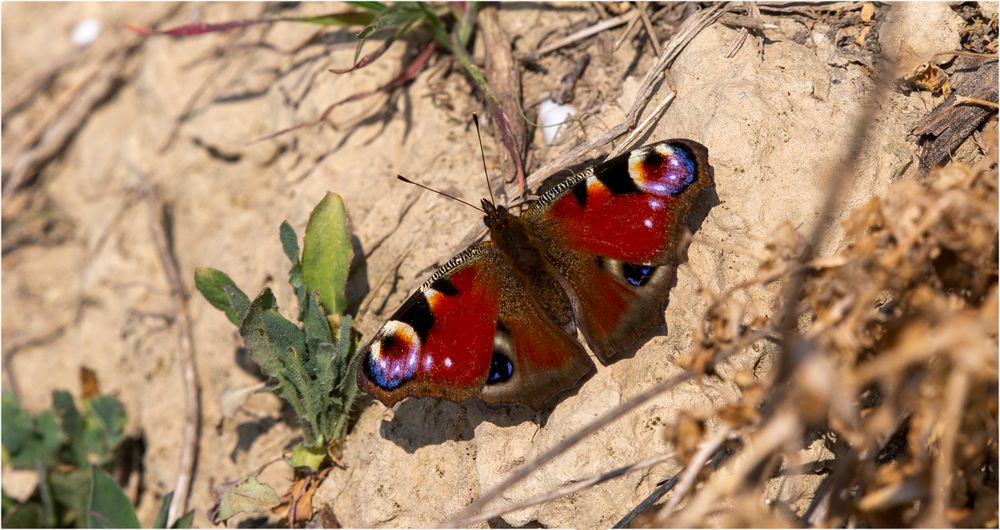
left=195, top=192, right=358, bottom=461
left=1, top=390, right=191, bottom=529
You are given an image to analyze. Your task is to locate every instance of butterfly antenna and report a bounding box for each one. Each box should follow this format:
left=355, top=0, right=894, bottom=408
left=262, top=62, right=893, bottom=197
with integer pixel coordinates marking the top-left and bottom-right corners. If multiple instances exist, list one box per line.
left=472, top=113, right=496, bottom=206
left=396, top=175, right=485, bottom=213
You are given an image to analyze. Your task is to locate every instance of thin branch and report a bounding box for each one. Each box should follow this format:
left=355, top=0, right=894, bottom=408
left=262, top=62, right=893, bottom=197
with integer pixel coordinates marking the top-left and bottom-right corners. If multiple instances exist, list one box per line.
left=532, top=13, right=633, bottom=58
left=923, top=368, right=970, bottom=526
left=141, top=175, right=202, bottom=527
left=636, top=2, right=663, bottom=57
left=657, top=426, right=734, bottom=518
left=955, top=96, right=1000, bottom=109
left=613, top=475, right=679, bottom=528
left=670, top=411, right=801, bottom=527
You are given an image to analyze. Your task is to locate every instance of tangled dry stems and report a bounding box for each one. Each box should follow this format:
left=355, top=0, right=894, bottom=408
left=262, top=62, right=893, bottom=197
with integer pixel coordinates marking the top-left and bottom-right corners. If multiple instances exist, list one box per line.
left=646, top=124, right=999, bottom=527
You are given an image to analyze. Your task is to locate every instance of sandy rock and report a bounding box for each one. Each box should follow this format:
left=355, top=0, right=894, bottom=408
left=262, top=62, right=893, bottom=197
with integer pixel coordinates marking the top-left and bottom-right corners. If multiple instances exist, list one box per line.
left=879, top=3, right=964, bottom=67
left=980, top=1, right=998, bottom=18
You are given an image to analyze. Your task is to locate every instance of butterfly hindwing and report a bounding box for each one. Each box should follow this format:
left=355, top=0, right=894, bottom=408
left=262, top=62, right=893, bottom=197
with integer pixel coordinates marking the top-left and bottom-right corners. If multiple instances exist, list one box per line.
left=524, top=139, right=713, bottom=362
left=358, top=242, right=594, bottom=409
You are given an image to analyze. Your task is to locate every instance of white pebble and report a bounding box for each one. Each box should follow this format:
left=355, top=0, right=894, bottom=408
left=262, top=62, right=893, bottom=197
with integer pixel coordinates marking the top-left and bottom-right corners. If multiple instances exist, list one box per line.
left=72, top=18, right=101, bottom=48
left=539, top=99, right=576, bottom=144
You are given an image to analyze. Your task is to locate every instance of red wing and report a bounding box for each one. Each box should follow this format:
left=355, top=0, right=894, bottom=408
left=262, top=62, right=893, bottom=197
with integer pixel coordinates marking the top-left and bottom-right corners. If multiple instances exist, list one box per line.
left=358, top=244, right=500, bottom=406
left=527, top=140, right=712, bottom=265
left=524, top=140, right=714, bottom=362
left=358, top=243, right=593, bottom=410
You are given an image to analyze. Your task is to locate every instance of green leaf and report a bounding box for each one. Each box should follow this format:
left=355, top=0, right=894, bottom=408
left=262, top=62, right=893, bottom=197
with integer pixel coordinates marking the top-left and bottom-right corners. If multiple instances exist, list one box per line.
left=301, top=192, right=353, bottom=315
left=194, top=267, right=250, bottom=326
left=279, top=221, right=300, bottom=266
left=1, top=391, right=33, bottom=462
left=354, top=2, right=424, bottom=62
left=417, top=2, right=453, bottom=51
left=303, top=292, right=333, bottom=352
left=1, top=392, right=62, bottom=470
left=80, top=396, right=126, bottom=467
left=286, top=442, right=328, bottom=471
left=210, top=476, right=280, bottom=524
left=52, top=390, right=83, bottom=439
left=293, top=11, right=375, bottom=26
left=87, top=467, right=140, bottom=528
left=49, top=468, right=90, bottom=527
left=346, top=1, right=386, bottom=13
left=239, top=289, right=284, bottom=379
left=33, top=411, right=63, bottom=467
left=152, top=492, right=173, bottom=528
left=356, top=2, right=423, bottom=40
left=171, top=510, right=195, bottom=529
left=2, top=501, right=45, bottom=528
left=280, top=222, right=309, bottom=320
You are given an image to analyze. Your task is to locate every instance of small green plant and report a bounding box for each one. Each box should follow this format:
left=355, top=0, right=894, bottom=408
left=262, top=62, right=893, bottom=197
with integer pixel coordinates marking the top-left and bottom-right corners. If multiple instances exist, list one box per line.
left=1, top=390, right=192, bottom=528
left=195, top=192, right=358, bottom=523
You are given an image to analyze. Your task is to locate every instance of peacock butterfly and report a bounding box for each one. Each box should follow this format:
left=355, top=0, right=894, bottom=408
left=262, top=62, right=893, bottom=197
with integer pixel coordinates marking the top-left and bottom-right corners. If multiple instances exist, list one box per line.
left=358, top=139, right=714, bottom=410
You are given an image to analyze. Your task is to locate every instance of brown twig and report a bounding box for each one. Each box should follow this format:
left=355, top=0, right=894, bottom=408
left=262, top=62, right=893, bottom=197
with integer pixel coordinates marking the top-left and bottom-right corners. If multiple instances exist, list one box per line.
left=140, top=174, right=202, bottom=527
left=955, top=95, right=1000, bottom=109
left=480, top=6, right=527, bottom=201
left=1, top=48, right=83, bottom=118
left=533, top=13, right=633, bottom=58
left=636, top=2, right=663, bottom=57
left=657, top=426, right=734, bottom=518
left=924, top=368, right=969, bottom=526
left=671, top=411, right=802, bottom=527
left=613, top=10, right=643, bottom=51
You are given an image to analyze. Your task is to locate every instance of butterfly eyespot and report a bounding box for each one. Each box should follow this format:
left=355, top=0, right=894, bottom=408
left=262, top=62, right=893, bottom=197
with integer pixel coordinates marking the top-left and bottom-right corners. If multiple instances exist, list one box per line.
left=628, top=144, right=697, bottom=197
left=486, top=351, right=514, bottom=385
left=365, top=321, right=421, bottom=390
left=622, top=263, right=656, bottom=287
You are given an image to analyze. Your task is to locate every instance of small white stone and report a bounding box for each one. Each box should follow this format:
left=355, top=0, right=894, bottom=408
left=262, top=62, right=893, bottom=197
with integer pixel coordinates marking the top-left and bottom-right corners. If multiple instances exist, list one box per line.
left=72, top=18, right=101, bottom=47
left=811, top=32, right=827, bottom=46
left=539, top=99, right=576, bottom=144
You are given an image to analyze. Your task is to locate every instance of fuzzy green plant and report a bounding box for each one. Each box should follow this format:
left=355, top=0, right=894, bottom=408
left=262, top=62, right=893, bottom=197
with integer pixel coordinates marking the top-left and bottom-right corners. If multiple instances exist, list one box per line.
left=195, top=193, right=357, bottom=464
left=1, top=390, right=192, bottom=528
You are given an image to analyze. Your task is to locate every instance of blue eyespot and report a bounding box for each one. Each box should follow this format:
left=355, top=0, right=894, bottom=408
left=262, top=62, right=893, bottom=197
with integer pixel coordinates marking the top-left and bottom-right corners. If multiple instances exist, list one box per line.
left=486, top=352, right=514, bottom=384
left=623, top=263, right=655, bottom=286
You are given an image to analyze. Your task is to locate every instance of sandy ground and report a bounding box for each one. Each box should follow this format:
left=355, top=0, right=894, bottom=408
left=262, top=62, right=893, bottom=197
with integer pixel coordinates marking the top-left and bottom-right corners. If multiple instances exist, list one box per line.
left=2, top=2, right=991, bottom=528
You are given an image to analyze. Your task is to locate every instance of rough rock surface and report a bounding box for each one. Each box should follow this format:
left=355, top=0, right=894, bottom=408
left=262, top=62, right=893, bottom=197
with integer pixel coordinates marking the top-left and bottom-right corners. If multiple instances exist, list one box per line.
left=1, top=3, right=977, bottom=528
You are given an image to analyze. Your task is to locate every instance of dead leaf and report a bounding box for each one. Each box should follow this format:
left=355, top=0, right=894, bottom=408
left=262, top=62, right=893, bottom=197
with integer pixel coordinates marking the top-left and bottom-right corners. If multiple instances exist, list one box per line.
left=904, top=62, right=952, bottom=96
left=79, top=366, right=100, bottom=398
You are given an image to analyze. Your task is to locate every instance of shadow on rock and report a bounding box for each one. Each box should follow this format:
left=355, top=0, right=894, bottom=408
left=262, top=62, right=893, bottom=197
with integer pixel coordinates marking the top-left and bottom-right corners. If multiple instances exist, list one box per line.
left=379, top=398, right=542, bottom=453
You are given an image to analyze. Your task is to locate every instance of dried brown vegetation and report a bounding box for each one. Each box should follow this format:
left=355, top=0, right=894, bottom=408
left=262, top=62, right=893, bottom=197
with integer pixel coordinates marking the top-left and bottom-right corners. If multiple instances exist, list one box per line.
left=631, top=123, right=999, bottom=527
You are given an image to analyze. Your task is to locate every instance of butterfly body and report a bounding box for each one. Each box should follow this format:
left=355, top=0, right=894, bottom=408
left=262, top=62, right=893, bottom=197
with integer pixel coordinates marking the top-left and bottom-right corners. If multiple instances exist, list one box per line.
left=359, top=140, right=713, bottom=410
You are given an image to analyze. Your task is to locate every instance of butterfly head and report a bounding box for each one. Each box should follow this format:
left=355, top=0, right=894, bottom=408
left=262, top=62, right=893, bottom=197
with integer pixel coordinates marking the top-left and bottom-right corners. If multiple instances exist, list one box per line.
left=481, top=198, right=511, bottom=229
